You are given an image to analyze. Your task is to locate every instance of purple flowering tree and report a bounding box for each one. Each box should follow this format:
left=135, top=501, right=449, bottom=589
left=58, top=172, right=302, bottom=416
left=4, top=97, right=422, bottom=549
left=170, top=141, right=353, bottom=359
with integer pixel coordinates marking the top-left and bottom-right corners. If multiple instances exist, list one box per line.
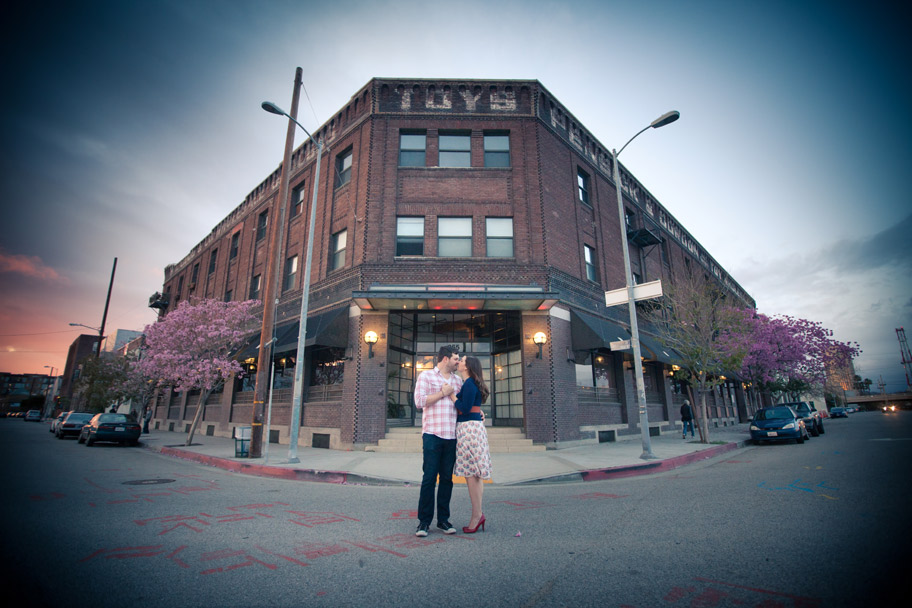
left=135, top=298, right=259, bottom=446
left=720, top=311, right=860, bottom=402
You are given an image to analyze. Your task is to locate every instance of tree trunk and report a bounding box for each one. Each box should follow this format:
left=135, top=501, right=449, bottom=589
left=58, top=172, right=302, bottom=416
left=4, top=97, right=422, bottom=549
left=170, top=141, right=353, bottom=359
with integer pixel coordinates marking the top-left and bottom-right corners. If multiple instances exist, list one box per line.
left=686, top=385, right=706, bottom=443
left=185, top=387, right=213, bottom=446
left=698, top=374, right=710, bottom=443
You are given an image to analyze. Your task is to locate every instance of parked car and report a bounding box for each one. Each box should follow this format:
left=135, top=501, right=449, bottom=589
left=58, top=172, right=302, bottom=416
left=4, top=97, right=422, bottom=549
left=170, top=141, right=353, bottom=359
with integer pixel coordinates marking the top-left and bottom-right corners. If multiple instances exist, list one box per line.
left=830, top=407, right=848, bottom=418
left=883, top=404, right=898, bottom=413
left=56, top=412, right=94, bottom=439
left=750, top=406, right=809, bottom=445
left=50, top=411, right=70, bottom=433
left=782, top=401, right=825, bottom=437
left=25, top=410, right=42, bottom=422
left=78, top=413, right=142, bottom=447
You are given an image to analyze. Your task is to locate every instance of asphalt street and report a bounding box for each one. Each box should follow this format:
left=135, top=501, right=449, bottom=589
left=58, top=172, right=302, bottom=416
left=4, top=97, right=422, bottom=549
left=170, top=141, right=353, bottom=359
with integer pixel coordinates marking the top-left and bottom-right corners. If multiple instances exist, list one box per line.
left=1, top=412, right=908, bottom=607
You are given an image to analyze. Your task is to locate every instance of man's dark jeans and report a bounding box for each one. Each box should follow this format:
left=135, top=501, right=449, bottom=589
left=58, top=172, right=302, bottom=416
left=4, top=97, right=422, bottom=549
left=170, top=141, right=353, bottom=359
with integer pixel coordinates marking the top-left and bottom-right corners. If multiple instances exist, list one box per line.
left=417, top=433, right=457, bottom=525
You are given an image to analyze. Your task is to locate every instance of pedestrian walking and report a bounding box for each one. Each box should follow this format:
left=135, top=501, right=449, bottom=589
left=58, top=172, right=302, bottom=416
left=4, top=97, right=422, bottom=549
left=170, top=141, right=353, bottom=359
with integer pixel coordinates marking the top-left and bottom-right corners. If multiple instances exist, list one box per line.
left=680, top=399, right=695, bottom=439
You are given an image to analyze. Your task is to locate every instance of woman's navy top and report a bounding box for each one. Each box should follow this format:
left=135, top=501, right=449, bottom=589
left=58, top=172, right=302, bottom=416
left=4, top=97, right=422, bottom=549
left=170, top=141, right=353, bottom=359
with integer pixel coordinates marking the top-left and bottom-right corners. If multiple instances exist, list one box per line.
left=455, top=377, right=483, bottom=422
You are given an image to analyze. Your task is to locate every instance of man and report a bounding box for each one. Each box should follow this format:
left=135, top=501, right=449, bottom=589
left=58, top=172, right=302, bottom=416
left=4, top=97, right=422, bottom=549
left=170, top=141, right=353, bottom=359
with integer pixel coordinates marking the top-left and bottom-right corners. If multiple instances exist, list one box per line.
left=680, top=399, right=695, bottom=439
left=413, top=346, right=463, bottom=537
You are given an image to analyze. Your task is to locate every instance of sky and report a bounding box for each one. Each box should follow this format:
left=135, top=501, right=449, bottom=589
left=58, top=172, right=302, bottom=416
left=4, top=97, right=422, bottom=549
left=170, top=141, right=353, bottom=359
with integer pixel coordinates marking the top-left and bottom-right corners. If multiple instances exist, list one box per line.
left=1, top=0, right=909, bottom=391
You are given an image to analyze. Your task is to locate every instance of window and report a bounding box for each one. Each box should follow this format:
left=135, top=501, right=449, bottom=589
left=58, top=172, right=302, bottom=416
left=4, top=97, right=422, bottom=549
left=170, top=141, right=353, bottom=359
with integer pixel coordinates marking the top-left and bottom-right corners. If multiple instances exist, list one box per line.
left=229, top=232, right=240, bottom=260
left=484, top=133, right=510, bottom=167
left=330, top=230, right=347, bottom=270
left=190, top=263, right=199, bottom=286
left=438, top=132, right=471, bottom=167
left=625, top=208, right=635, bottom=230
left=176, top=276, right=184, bottom=300
left=224, top=289, right=232, bottom=303
left=249, top=274, right=261, bottom=301
left=577, top=168, right=590, bottom=205
left=336, top=149, right=352, bottom=187
left=256, top=210, right=268, bottom=242
left=396, top=217, right=424, bottom=256
left=283, top=255, right=298, bottom=292
left=438, top=218, right=472, bottom=257
left=485, top=218, right=513, bottom=257
left=291, top=184, right=304, bottom=217
left=399, top=132, right=426, bottom=167
left=632, top=272, right=642, bottom=285
left=208, top=249, right=218, bottom=275
left=584, top=245, right=598, bottom=282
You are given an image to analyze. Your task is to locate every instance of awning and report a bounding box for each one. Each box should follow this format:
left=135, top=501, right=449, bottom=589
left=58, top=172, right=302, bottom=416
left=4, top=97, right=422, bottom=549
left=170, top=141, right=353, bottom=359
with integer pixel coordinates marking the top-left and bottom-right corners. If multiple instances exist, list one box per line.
left=234, top=307, right=350, bottom=360
left=352, top=283, right=559, bottom=311
left=570, top=309, right=631, bottom=352
left=274, top=307, right=350, bottom=353
left=637, top=333, right=681, bottom=364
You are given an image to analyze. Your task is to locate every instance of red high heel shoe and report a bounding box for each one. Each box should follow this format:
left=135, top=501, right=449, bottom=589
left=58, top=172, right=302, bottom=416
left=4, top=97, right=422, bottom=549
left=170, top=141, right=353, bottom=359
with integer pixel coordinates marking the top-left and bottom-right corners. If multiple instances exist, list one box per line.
left=462, top=515, right=485, bottom=534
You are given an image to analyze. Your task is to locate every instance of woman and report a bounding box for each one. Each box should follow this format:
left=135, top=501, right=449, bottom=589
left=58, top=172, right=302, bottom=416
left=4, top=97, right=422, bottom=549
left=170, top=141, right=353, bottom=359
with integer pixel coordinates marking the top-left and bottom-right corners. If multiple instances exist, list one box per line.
left=453, top=355, right=493, bottom=533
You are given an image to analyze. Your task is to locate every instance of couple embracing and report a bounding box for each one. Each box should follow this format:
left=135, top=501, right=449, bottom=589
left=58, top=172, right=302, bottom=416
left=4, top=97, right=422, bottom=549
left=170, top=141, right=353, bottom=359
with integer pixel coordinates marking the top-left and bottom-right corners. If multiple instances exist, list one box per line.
left=413, top=346, right=492, bottom=537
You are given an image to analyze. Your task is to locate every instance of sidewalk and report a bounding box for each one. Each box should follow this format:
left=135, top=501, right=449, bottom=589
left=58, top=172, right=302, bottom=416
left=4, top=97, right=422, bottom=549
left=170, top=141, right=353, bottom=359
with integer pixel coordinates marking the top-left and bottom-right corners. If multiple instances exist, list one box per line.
left=140, top=424, right=752, bottom=486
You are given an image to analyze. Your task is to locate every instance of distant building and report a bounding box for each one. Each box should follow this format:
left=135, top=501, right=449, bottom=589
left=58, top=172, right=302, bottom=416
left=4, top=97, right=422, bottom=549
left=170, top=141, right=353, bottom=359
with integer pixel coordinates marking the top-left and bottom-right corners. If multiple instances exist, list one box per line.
left=151, top=78, right=758, bottom=450
left=60, top=334, right=101, bottom=405
left=0, top=372, right=56, bottom=412
left=104, top=329, right=143, bottom=354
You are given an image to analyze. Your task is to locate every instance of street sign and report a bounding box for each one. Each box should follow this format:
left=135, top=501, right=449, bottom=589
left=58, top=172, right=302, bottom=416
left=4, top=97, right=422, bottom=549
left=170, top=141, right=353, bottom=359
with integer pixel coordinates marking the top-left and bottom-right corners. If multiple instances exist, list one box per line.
left=604, top=279, right=663, bottom=307
left=610, top=339, right=631, bottom=351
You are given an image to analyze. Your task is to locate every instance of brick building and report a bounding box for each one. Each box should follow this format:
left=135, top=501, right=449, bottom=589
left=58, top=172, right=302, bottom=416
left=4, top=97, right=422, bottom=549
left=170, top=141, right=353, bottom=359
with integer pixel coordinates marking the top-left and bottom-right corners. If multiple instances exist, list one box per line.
left=151, top=78, right=758, bottom=450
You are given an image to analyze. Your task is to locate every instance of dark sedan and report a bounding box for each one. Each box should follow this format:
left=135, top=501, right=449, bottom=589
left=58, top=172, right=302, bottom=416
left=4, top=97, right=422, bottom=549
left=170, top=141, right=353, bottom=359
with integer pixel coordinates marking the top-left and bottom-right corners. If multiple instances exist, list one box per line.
left=56, top=412, right=94, bottom=438
left=78, top=413, right=142, bottom=446
left=830, top=407, right=848, bottom=418
left=750, top=406, right=809, bottom=444
left=784, top=401, right=825, bottom=436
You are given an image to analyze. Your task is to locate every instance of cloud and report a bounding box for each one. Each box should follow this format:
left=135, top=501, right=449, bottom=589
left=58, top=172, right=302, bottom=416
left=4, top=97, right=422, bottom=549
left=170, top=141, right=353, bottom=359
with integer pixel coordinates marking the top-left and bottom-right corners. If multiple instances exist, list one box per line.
left=0, top=249, right=65, bottom=281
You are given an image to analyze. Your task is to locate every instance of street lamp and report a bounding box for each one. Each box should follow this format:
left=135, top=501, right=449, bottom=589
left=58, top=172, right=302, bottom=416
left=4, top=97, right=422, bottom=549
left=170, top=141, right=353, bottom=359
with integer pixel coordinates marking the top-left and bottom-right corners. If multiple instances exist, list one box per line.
left=261, top=80, right=325, bottom=464
left=612, top=110, right=680, bottom=460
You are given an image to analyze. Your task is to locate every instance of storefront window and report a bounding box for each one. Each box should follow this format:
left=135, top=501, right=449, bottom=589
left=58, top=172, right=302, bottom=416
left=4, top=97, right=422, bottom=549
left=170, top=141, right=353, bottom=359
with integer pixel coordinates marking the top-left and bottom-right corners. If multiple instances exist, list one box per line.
left=310, top=348, right=346, bottom=386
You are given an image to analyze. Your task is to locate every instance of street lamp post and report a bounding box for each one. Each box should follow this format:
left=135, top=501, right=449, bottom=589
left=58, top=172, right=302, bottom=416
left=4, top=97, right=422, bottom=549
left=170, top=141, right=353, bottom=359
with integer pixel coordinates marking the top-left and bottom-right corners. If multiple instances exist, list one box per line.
left=69, top=322, right=104, bottom=356
left=261, top=74, right=325, bottom=464
left=612, top=110, right=679, bottom=461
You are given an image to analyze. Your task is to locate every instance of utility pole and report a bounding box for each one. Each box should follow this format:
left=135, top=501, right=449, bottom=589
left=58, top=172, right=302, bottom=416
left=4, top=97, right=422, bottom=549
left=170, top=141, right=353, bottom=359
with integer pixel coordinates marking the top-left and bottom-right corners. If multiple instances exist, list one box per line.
left=250, top=68, right=303, bottom=458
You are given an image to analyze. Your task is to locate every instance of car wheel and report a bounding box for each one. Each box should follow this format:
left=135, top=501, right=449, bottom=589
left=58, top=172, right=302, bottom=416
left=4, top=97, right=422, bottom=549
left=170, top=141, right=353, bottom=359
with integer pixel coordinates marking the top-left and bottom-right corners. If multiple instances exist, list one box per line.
left=809, top=425, right=818, bottom=437
left=796, top=432, right=805, bottom=444
left=818, top=422, right=825, bottom=435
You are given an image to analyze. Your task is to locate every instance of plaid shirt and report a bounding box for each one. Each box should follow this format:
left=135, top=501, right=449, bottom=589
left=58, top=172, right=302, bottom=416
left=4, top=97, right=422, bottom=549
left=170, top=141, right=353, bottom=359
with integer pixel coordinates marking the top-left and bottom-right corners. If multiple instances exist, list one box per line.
left=414, top=366, right=463, bottom=440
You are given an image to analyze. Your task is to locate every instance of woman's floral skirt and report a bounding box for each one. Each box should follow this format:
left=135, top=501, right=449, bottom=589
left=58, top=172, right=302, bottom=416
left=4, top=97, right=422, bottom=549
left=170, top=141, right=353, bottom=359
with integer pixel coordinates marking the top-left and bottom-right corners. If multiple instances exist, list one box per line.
left=454, top=421, right=492, bottom=480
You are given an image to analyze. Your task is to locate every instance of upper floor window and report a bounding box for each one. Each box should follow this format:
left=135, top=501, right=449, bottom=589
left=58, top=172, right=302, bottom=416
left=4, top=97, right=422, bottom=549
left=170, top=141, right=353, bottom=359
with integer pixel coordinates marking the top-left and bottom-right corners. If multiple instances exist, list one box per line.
left=396, top=217, right=424, bottom=256
left=625, top=208, right=636, bottom=230
left=399, top=132, right=426, bottom=167
left=224, top=289, right=232, bottom=303
left=291, top=184, right=305, bottom=217
left=577, top=168, right=590, bottom=206
left=438, top=217, right=472, bottom=257
left=484, top=133, right=510, bottom=167
left=584, top=245, right=598, bottom=283
left=176, top=276, right=184, bottom=300
left=283, top=255, right=298, bottom=292
left=256, top=210, right=268, bottom=242
left=330, top=230, right=347, bottom=270
left=438, top=132, right=471, bottom=167
left=485, top=217, right=514, bottom=257
left=190, top=263, right=199, bottom=286
left=208, top=249, right=218, bottom=275
left=229, top=232, right=240, bottom=260
left=249, top=274, right=261, bottom=301
left=336, top=149, right=352, bottom=187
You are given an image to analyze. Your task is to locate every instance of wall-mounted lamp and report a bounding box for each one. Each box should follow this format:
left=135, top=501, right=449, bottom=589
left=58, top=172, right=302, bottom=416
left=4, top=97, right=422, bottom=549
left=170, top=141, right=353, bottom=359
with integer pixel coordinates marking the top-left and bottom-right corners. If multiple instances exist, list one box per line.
left=364, top=331, right=379, bottom=359
left=532, top=331, right=547, bottom=358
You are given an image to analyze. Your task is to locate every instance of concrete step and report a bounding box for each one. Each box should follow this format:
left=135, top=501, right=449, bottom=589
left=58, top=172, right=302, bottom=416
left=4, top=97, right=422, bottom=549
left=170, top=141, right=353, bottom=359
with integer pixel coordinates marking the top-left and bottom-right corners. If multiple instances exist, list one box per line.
left=365, top=426, right=543, bottom=453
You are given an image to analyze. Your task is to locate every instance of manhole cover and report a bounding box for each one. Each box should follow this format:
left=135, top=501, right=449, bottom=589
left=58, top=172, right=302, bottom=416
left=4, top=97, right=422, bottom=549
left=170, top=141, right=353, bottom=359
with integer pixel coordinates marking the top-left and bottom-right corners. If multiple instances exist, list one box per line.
left=122, top=479, right=176, bottom=485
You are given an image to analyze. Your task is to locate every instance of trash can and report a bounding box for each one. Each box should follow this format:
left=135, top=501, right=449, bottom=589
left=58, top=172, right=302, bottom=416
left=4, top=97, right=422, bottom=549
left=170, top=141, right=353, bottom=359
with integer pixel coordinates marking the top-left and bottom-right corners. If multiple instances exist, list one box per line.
left=234, top=426, right=251, bottom=458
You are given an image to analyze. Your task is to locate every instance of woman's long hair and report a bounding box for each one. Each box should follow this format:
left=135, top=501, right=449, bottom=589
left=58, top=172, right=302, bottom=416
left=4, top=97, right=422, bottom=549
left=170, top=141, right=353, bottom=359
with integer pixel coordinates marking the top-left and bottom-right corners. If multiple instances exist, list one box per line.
left=463, top=356, right=490, bottom=404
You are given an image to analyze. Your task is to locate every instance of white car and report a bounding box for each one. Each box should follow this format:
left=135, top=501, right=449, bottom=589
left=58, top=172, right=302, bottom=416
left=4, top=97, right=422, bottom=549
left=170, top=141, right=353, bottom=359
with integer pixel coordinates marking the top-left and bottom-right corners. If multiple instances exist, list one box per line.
left=49, top=411, right=71, bottom=433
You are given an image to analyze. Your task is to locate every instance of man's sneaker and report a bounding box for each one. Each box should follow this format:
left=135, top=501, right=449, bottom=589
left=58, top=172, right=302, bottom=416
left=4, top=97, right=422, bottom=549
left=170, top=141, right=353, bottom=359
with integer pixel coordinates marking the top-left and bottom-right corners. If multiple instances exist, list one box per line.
left=437, top=520, right=457, bottom=534
left=415, top=523, right=430, bottom=537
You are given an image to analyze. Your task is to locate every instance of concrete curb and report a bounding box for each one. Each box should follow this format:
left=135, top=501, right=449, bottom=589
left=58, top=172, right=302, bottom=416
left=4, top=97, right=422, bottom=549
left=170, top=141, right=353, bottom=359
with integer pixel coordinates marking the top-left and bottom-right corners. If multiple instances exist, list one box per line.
left=510, top=439, right=749, bottom=485
left=145, top=443, right=409, bottom=486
